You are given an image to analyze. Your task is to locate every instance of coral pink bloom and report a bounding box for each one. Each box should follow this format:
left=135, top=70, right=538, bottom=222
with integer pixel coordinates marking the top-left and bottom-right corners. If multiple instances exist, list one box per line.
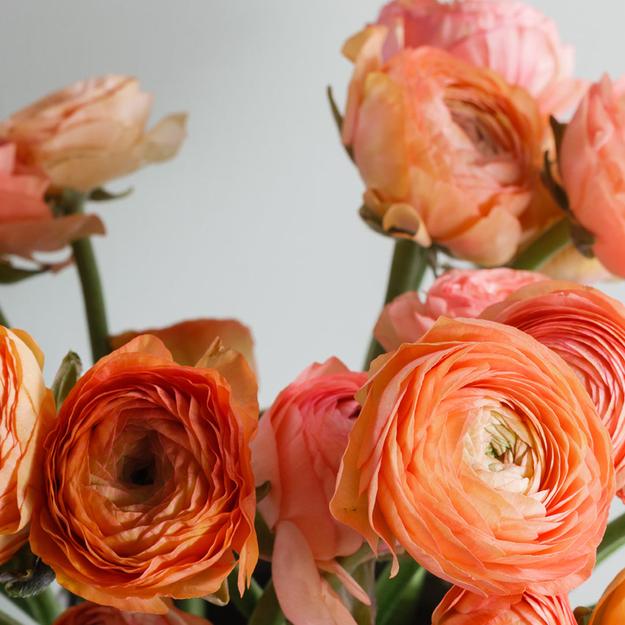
left=253, top=358, right=369, bottom=625
left=432, top=586, right=576, bottom=624
left=53, top=603, right=211, bottom=625
left=332, top=318, right=614, bottom=597
left=342, top=42, right=554, bottom=265
left=375, top=268, right=545, bottom=350
left=560, top=76, right=625, bottom=278
left=0, top=142, right=103, bottom=262
left=368, top=0, right=584, bottom=116
left=483, top=280, right=625, bottom=500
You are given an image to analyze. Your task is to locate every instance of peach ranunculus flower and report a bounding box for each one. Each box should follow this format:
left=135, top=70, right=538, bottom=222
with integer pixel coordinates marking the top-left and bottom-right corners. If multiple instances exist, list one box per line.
left=540, top=244, right=613, bottom=284
left=111, top=318, right=257, bottom=372
left=30, top=335, right=258, bottom=613
left=368, top=0, right=584, bottom=117
left=588, top=567, right=625, bottom=624
left=560, top=75, right=625, bottom=278
left=342, top=41, right=556, bottom=266
left=482, top=280, right=625, bottom=500
left=253, top=358, right=369, bottom=625
left=375, top=268, right=545, bottom=350
left=331, top=318, right=614, bottom=597
left=0, top=327, right=55, bottom=563
left=0, top=142, right=103, bottom=264
left=432, top=586, right=577, bottom=625
left=0, top=75, right=186, bottom=193
left=53, top=603, right=211, bottom=625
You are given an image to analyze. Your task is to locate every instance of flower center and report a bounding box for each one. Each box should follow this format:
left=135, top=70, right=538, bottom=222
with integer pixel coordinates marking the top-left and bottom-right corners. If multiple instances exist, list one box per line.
left=463, top=401, right=541, bottom=495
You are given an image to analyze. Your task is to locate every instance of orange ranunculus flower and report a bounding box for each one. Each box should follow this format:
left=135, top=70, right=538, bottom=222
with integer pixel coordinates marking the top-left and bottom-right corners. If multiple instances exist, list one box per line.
left=331, top=318, right=614, bottom=597
left=111, top=318, right=257, bottom=372
left=53, top=603, right=211, bottom=625
left=0, top=326, right=54, bottom=563
left=588, top=567, right=625, bottom=624
left=374, top=268, right=545, bottom=351
left=432, top=586, right=577, bottom=625
left=0, top=76, right=186, bottom=193
left=342, top=37, right=557, bottom=265
left=252, top=358, right=368, bottom=625
left=482, top=280, right=625, bottom=500
left=560, top=76, right=625, bottom=278
left=30, top=335, right=258, bottom=613
left=0, top=142, right=103, bottom=263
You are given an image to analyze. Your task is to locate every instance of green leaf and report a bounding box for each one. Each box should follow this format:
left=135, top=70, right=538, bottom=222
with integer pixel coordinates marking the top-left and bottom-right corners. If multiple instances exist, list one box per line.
left=376, top=558, right=426, bottom=625
left=51, top=352, right=82, bottom=408
left=248, top=582, right=285, bottom=625
left=88, top=187, right=133, bottom=202
left=597, top=511, right=625, bottom=566
left=0, top=593, right=38, bottom=625
left=549, top=115, right=567, bottom=157
left=0, top=262, right=45, bottom=285
left=327, top=85, right=354, bottom=161
left=255, top=513, right=274, bottom=560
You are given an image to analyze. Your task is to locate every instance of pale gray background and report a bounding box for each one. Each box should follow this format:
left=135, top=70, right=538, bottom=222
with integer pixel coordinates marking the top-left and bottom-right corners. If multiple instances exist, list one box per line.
left=1, top=0, right=623, bottom=609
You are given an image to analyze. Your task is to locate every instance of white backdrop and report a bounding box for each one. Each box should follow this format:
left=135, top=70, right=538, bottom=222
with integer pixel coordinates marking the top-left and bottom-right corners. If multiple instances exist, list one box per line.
left=2, top=0, right=624, bottom=608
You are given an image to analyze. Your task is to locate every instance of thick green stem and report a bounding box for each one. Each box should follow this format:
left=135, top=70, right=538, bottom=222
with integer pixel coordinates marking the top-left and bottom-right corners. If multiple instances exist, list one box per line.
left=597, top=512, right=625, bottom=566
left=248, top=582, right=285, bottom=625
left=61, top=191, right=110, bottom=362
left=23, top=589, right=61, bottom=625
left=365, top=240, right=429, bottom=368
left=177, top=599, right=206, bottom=617
left=376, top=559, right=425, bottom=625
left=509, top=219, right=570, bottom=271
left=0, top=307, right=8, bottom=328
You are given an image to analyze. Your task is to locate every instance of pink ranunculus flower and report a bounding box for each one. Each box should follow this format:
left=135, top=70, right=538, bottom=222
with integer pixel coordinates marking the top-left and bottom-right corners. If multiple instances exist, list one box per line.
left=0, top=76, right=186, bottom=193
left=0, top=142, right=103, bottom=263
left=432, top=586, right=577, bottom=625
left=364, top=0, right=584, bottom=117
left=253, top=358, right=369, bottom=625
left=375, top=268, right=545, bottom=351
left=560, top=75, right=625, bottom=278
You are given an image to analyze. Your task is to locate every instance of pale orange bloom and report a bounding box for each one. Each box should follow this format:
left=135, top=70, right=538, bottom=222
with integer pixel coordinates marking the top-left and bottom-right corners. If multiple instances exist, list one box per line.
left=53, top=603, right=211, bottom=625
left=0, top=327, right=55, bottom=563
left=432, top=586, right=576, bottom=624
left=483, top=280, right=625, bottom=500
left=540, top=245, right=613, bottom=283
left=589, top=567, right=625, bottom=624
left=342, top=37, right=556, bottom=265
left=253, top=358, right=368, bottom=625
left=331, top=318, right=614, bottom=596
left=0, top=76, right=186, bottom=192
left=111, top=318, right=256, bottom=372
left=30, top=335, right=258, bottom=613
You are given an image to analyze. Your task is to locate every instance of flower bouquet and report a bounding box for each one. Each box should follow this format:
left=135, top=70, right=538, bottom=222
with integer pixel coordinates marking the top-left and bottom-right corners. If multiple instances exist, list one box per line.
left=2, top=1, right=625, bottom=625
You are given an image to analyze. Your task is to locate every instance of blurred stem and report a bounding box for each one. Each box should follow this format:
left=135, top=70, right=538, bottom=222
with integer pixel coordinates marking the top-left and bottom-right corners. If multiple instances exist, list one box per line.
left=509, top=219, right=570, bottom=271
left=597, top=512, right=625, bottom=566
left=364, top=240, right=429, bottom=368
left=0, top=306, right=8, bottom=328
left=248, top=581, right=285, bottom=625
left=228, top=575, right=263, bottom=619
left=376, top=559, right=425, bottom=625
left=23, top=589, right=61, bottom=625
left=60, top=190, right=110, bottom=362
left=177, top=599, right=205, bottom=617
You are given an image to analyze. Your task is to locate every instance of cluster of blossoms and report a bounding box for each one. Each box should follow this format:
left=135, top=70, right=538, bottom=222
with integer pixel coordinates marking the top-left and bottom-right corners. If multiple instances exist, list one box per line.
left=3, top=1, right=625, bottom=625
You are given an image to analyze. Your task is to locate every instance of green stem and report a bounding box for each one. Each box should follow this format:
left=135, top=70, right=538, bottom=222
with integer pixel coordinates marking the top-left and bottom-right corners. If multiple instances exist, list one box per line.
left=509, top=219, right=570, bottom=271
left=177, top=599, right=205, bottom=617
left=376, top=559, right=425, bottom=625
left=23, top=589, right=61, bottom=625
left=228, top=575, right=263, bottom=619
left=597, top=512, right=625, bottom=566
left=61, top=191, right=110, bottom=362
left=0, top=306, right=8, bottom=328
left=248, top=582, right=285, bottom=625
left=364, top=240, right=429, bottom=368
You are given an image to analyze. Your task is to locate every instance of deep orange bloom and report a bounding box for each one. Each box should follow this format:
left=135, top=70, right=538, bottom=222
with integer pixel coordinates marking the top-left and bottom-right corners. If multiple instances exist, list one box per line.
left=588, top=567, right=625, bottom=624
left=53, top=603, right=211, bottom=625
left=331, top=318, right=614, bottom=596
left=31, top=335, right=258, bottom=613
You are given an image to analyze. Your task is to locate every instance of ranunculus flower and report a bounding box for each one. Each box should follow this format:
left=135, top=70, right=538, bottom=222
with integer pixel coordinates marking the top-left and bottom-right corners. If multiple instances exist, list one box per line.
left=375, top=268, right=544, bottom=350
left=342, top=42, right=555, bottom=265
left=0, top=75, right=186, bottom=193
left=253, top=358, right=369, bottom=625
left=560, top=76, right=625, bottom=278
left=0, top=142, right=103, bottom=263
left=111, top=318, right=256, bottom=373
left=540, top=244, right=613, bottom=283
left=0, top=326, right=54, bottom=563
left=482, top=280, right=625, bottom=500
left=30, top=335, right=258, bottom=613
left=365, top=0, right=584, bottom=117
left=588, top=567, right=625, bottom=624
left=331, top=318, right=614, bottom=596
left=432, top=586, right=576, bottom=625
left=54, top=603, right=211, bottom=625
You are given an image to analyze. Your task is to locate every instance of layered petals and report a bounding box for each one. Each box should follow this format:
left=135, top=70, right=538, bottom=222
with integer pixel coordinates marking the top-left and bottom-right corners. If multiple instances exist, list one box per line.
left=53, top=603, right=211, bottom=625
